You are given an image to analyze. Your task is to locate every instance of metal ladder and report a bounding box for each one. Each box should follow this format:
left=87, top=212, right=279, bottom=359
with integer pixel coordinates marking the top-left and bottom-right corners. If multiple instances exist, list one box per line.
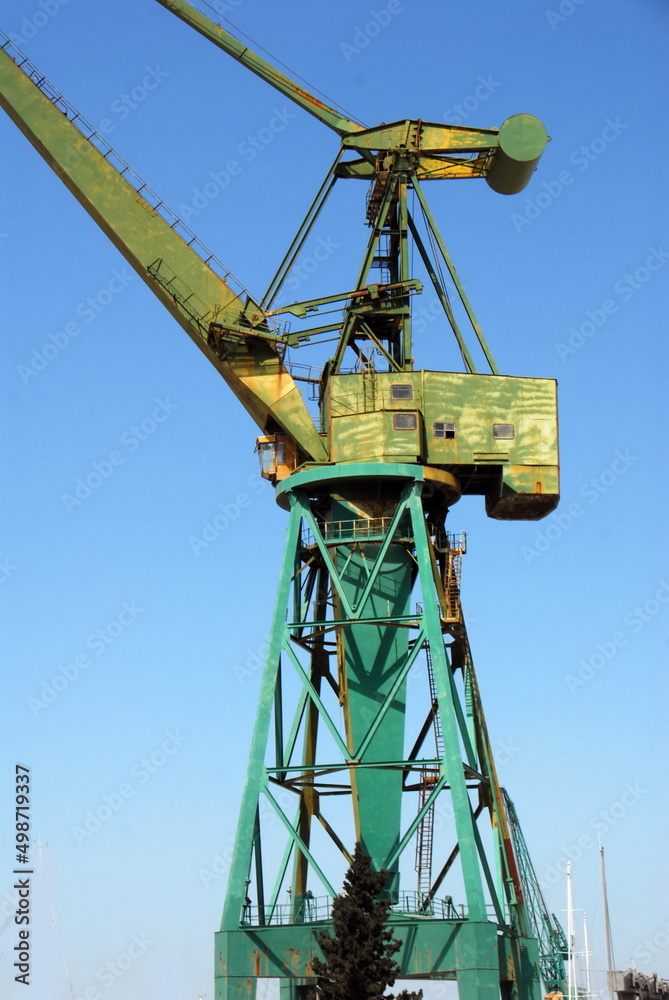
left=414, top=641, right=445, bottom=907
left=372, top=232, right=393, bottom=285
left=360, top=354, right=377, bottom=412
left=414, top=532, right=467, bottom=903
left=441, top=531, right=466, bottom=623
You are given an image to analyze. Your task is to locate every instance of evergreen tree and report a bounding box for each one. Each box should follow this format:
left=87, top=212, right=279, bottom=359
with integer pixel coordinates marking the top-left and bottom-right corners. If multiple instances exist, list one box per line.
left=310, top=843, right=423, bottom=1000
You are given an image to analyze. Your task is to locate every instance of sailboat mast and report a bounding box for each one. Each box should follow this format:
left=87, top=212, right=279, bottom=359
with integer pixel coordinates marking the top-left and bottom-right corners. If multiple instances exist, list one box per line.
left=601, top=846, right=617, bottom=999
left=583, top=911, right=593, bottom=1000
left=567, top=860, right=577, bottom=1000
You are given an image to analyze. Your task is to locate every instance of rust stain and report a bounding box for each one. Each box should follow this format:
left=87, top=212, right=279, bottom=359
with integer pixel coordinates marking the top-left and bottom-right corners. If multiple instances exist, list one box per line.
left=284, top=947, right=303, bottom=972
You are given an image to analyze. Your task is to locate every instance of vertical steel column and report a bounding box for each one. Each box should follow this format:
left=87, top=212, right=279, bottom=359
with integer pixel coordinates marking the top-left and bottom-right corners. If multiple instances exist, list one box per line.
left=397, top=176, right=412, bottom=368
left=291, top=566, right=329, bottom=902
left=216, top=464, right=544, bottom=1000
left=407, top=484, right=488, bottom=921
left=220, top=495, right=302, bottom=933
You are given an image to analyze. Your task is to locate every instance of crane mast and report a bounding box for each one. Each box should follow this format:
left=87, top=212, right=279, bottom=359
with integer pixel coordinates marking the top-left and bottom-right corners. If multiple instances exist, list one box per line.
left=0, top=7, right=564, bottom=999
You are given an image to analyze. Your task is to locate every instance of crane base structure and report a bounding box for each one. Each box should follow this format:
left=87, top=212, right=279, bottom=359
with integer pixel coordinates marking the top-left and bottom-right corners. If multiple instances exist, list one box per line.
left=0, top=10, right=569, bottom=1000
left=216, top=464, right=545, bottom=999
left=218, top=923, right=541, bottom=1000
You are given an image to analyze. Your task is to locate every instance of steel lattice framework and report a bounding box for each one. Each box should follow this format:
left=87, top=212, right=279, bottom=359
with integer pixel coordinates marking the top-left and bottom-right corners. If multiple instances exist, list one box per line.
left=0, top=4, right=567, bottom=997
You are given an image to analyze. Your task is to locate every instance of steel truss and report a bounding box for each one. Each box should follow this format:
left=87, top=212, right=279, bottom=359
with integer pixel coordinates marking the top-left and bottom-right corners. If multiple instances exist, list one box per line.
left=217, top=464, right=543, bottom=1000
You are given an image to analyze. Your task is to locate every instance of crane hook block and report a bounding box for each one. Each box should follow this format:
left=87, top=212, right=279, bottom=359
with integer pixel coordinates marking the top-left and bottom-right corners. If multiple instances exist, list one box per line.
left=485, top=114, right=549, bottom=195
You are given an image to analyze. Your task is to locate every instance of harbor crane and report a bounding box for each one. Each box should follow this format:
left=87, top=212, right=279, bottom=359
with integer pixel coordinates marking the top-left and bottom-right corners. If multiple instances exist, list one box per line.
left=0, top=3, right=565, bottom=997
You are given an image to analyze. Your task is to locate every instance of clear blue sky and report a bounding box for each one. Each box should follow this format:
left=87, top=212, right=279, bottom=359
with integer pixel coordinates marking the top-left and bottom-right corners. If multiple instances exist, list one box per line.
left=1, top=0, right=667, bottom=997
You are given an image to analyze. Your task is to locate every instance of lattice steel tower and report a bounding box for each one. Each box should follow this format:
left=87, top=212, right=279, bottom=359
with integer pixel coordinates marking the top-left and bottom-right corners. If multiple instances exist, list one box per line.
left=0, top=4, right=567, bottom=998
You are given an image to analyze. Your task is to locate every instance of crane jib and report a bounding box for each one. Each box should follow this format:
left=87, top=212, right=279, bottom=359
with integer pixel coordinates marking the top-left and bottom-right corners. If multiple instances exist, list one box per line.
left=0, top=31, right=328, bottom=464
left=0, top=9, right=569, bottom=996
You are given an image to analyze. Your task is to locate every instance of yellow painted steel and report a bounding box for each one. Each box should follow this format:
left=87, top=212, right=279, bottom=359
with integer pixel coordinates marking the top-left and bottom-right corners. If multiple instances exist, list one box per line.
left=325, top=371, right=559, bottom=517
left=0, top=44, right=327, bottom=463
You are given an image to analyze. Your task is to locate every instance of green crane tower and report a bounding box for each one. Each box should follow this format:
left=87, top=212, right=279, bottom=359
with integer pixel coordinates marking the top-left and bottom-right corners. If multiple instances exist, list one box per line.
left=0, top=4, right=566, bottom=998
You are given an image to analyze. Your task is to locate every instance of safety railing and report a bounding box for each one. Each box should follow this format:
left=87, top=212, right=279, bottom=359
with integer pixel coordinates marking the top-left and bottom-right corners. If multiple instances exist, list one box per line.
left=241, top=891, right=464, bottom=927
left=300, top=516, right=412, bottom=548
left=0, top=30, right=265, bottom=315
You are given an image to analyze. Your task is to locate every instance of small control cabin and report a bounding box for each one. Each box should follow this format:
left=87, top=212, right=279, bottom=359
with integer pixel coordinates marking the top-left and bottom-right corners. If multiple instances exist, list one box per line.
left=324, top=370, right=559, bottom=520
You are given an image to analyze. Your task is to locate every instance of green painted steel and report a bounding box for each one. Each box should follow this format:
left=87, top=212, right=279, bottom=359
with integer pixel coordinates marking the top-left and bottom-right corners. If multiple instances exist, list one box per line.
left=330, top=494, right=412, bottom=894
left=155, top=0, right=363, bottom=137
left=216, top=918, right=542, bottom=995
left=0, top=36, right=327, bottom=465
left=215, top=464, right=546, bottom=998
left=158, top=1, right=549, bottom=197
left=0, top=14, right=568, bottom=1000
left=486, top=116, right=550, bottom=195
left=326, top=371, right=559, bottom=519
left=503, top=791, right=569, bottom=994
left=0, top=29, right=559, bottom=520
left=412, top=176, right=500, bottom=374
left=221, top=496, right=304, bottom=932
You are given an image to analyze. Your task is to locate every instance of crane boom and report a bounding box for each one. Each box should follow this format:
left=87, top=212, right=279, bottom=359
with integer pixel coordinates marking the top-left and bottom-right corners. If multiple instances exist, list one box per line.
left=0, top=34, right=327, bottom=463
left=155, top=0, right=549, bottom=194
left=1, top=10, right=567, bottom=995
left=502, top=789, right=569, bottom=994
left=155, top=0, right=363, bottom=137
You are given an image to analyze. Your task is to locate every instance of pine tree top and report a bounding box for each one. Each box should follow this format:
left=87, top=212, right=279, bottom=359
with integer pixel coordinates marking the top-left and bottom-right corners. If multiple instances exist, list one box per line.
left=310, top=843, right=423, bottom=1000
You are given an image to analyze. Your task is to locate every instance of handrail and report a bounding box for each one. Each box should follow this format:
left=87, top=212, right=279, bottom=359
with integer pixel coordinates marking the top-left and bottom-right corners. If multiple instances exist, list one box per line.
left=0, top=30, right=253, bottom=305
left=240, top=891, right=463, bottom=926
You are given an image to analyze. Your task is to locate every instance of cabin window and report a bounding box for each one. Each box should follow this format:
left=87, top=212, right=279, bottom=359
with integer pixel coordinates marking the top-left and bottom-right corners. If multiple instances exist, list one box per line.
left=492, top=423, right=515, bottom=440
left=390, top=384, right=413, bottom=400
left=434, top=422, right=456, bottom=439
left=393, top=413, right=417, bottom=430
left=257, top=439, right=285, bottom=473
